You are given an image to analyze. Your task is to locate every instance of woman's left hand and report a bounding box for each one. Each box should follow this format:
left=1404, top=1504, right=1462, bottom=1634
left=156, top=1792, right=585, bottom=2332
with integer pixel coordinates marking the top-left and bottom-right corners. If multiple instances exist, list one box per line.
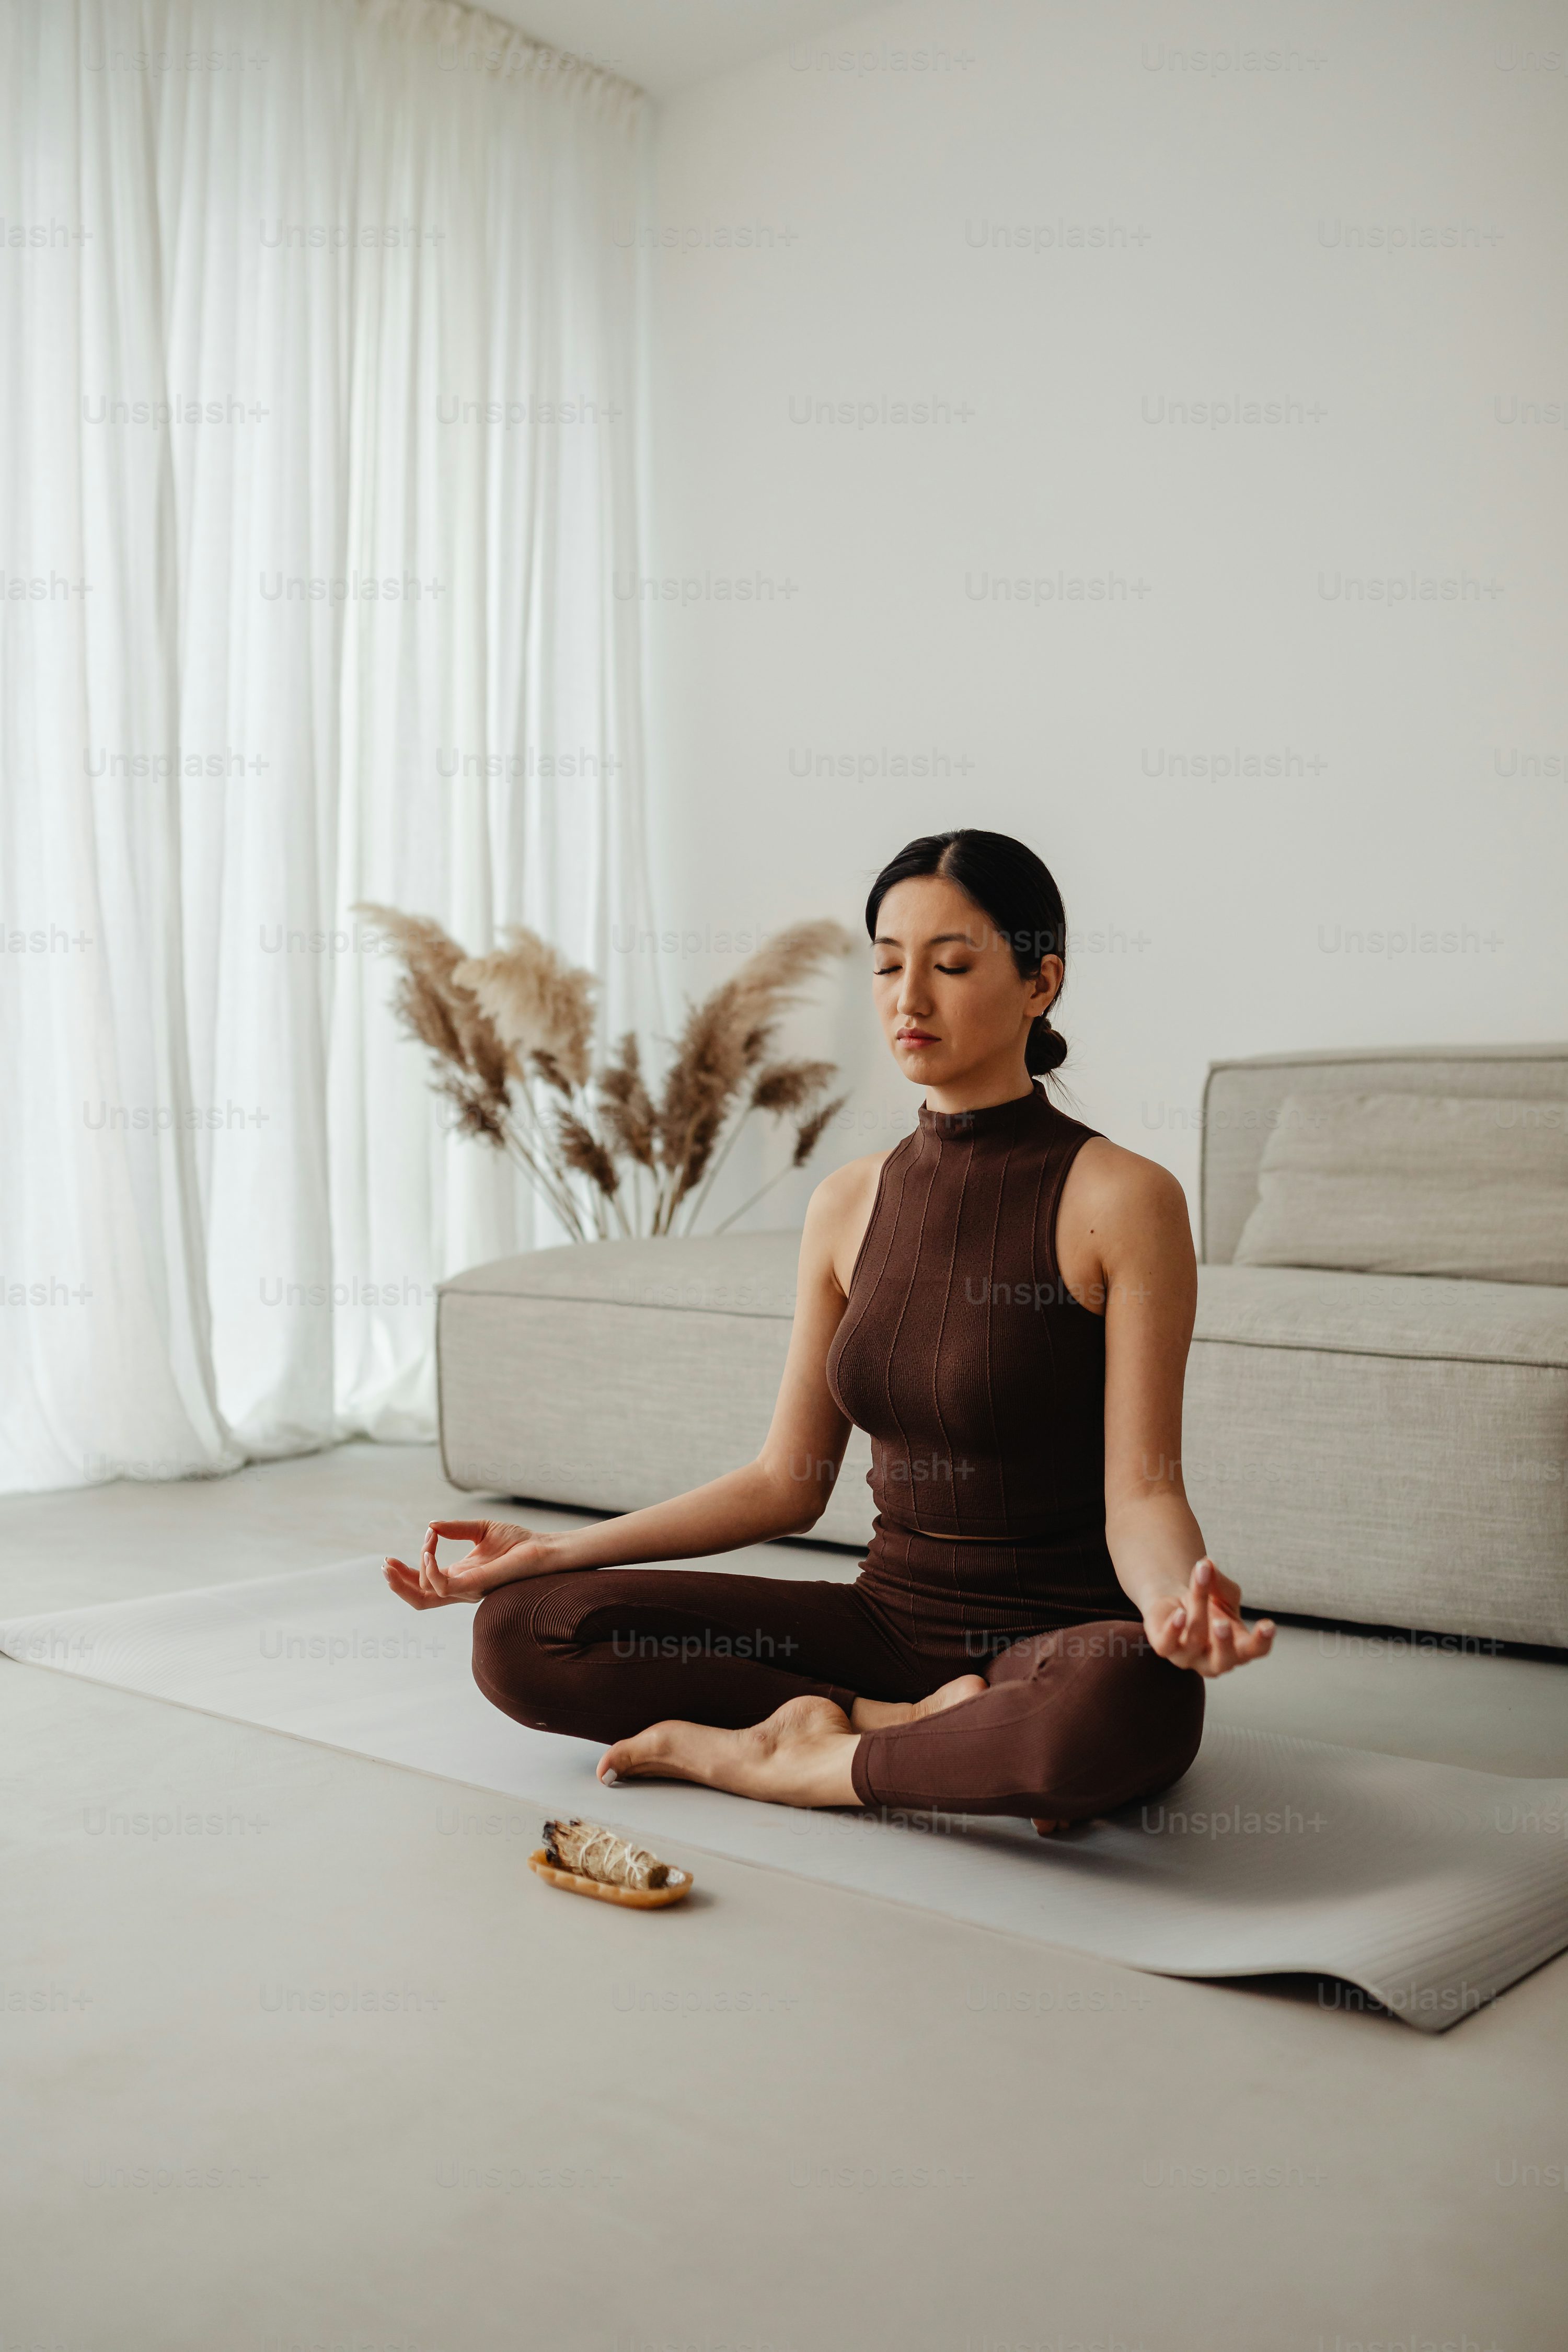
left=1142, top=1556, right=1275, bottom=1678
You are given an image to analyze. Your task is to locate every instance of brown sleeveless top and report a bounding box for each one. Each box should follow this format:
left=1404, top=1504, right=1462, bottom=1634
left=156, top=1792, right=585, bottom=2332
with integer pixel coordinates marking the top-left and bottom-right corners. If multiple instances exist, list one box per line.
left=826, top=1085, right=1135, bottom=1638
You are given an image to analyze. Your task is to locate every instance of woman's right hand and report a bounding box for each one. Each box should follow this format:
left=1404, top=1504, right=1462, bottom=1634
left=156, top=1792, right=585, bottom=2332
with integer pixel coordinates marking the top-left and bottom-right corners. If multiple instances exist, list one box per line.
left=383, top=1518, right=560, bottom=1609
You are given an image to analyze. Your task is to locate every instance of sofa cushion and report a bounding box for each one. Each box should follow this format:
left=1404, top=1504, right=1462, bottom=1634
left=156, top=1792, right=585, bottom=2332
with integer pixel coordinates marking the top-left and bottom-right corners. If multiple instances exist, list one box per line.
left=1232, top=1092, right=1568, bottom=1286
left=1195, top=1262, right=1568, bottom=1369
left=440, top=1231, right=801, bottom=1317
left=1185, top=1273, right=1568, bottom=1648
left=1198, top=1044, right=1568, bottom=1266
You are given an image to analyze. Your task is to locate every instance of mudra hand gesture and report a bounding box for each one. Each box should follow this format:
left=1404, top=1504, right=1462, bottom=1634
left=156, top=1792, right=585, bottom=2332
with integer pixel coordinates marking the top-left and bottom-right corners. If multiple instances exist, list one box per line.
left=1142, top=1555, right=1275, bottom=1678
left=383, top=1518, right=550, bottom=1609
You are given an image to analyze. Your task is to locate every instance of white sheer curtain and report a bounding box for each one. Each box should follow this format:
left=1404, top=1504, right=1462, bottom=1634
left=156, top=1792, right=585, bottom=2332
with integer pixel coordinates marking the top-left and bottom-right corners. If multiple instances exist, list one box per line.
left=0, top=0, right=656, bottom=1492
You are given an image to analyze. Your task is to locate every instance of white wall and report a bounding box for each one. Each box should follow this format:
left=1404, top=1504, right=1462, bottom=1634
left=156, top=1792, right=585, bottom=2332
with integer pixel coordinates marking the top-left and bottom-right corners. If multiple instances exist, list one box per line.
left=642, top=0, right=1568, bottom=1228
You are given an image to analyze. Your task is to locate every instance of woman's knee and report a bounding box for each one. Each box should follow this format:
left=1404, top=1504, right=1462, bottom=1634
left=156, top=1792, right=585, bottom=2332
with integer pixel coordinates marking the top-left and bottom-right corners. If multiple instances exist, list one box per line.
left=1087, top=1625, right=1203, bottom=1760
left=1017, top=1624, right=1204, bottom=1811
left=1121, top=1641, right=1205, bottom=1791
left=471, top=1572, right=585, bottom=1730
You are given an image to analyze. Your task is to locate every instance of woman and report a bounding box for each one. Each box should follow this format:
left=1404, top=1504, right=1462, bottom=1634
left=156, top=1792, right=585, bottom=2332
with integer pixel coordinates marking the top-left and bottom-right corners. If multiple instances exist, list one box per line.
left=385, top=828, right=1274, bottom=1833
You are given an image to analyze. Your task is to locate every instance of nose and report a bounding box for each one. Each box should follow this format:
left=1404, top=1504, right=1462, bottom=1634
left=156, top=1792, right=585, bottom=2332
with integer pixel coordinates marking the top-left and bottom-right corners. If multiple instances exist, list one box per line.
left=895, top=966, right=932, bottom=1020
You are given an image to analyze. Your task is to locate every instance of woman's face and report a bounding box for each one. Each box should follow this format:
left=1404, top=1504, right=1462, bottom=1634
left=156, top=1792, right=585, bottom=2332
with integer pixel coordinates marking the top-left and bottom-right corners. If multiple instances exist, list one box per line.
left=871, top=873, right=1061, bottom=1096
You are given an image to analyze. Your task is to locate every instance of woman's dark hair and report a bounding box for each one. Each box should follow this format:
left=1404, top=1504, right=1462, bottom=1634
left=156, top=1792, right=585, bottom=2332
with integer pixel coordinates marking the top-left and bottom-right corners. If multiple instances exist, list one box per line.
left=864, top=828, right=1069, bottom=1078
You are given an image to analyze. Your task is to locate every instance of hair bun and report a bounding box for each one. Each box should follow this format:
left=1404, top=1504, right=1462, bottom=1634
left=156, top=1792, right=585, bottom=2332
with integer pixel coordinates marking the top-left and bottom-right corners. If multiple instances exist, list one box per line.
left=1027, top=1018, right=1068, bottom=1076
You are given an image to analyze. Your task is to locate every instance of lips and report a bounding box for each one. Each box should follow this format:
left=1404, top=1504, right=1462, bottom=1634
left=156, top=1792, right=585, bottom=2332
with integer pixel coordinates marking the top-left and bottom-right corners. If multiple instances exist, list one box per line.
left=897, top=1030, right=938, bottom=1046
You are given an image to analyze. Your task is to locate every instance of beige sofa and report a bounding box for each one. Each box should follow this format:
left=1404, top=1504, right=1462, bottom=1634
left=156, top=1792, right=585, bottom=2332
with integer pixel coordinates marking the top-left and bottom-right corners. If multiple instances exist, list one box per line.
left=437, top=1044, right=1568, bottom=1649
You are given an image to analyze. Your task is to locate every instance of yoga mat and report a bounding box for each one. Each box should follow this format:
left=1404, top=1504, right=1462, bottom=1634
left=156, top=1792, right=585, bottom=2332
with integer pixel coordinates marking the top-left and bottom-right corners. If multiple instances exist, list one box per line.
left=6, top=1558, right=1567, bottom=2031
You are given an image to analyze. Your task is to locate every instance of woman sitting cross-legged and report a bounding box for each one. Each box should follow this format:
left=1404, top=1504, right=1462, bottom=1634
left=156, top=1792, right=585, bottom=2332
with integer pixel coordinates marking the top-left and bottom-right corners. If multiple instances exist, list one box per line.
left=384, top=827, right=1274, bottom=1835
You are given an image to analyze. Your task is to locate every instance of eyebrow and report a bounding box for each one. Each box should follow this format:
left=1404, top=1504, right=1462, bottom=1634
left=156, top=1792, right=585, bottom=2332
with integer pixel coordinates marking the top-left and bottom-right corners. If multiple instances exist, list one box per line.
left=871, top=930, right=981, bottom=949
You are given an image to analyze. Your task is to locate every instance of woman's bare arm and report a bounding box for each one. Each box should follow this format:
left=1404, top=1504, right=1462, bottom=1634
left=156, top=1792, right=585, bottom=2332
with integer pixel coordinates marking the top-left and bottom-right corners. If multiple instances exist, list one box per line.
left=385, top=1157, right=884, bottom=1608
left=1058, top=1140, right=1275, bottom=1678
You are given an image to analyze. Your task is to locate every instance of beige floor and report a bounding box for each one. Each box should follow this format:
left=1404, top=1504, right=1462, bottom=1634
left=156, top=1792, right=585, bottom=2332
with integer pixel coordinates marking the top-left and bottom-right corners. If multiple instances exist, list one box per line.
left=2, top=1442, right=1565, bottom=2351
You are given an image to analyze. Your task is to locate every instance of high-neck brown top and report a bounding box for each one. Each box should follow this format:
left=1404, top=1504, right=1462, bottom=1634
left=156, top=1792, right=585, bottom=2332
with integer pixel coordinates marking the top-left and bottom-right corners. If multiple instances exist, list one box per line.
left=827, top=1085, right=1133, bottom=1633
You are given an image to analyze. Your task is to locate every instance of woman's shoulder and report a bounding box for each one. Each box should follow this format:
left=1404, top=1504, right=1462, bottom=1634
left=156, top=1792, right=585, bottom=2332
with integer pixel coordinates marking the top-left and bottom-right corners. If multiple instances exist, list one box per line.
left=1052, top=1129, right=1194, bottom=1304
left=804, top=1145, right=902, bottom=1296
left=1058, top=1128, right=1190, bottom=1228
left=808, top=1144, right=897, bottom=1227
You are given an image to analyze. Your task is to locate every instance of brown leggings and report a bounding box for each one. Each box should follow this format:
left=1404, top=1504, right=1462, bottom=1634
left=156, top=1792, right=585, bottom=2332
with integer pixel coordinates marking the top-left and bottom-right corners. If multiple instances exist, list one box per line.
left=471, top=1566, right=1204, bottom=1821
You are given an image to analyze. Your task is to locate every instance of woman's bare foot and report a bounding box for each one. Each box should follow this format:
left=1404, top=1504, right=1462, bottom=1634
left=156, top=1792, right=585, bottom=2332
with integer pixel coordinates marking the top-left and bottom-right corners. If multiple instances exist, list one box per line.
left=598, top=1693, right=861, bottom=1809
left=1031, top=1817, right=1069, bottom=1836
left=849, top=1673, right=987, bottom=1733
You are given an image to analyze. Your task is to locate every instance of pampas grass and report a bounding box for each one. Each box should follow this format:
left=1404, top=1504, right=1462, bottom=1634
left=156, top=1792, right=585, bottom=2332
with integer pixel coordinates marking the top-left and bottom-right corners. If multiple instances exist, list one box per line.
left=356, top=905, right=853, bottom=1242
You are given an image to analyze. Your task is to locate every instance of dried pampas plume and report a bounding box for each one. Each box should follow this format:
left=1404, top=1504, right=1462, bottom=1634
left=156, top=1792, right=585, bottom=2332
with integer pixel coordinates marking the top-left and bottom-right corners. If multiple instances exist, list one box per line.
left=751, top=1059, right=836, bottom=1116
left=455, top=927, right=597, bottom=1092
left=355, top=903, right=510, bottom=1121
left=597, top=1033, right=658, bottom=1169
left=654, top=922, right=853, bottom=1226
left=555, top=1112, right=620, bottom=1200
left=792, top=1094, right=849, bottom=1169
left=362, top=905, right=854, bottom=1241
